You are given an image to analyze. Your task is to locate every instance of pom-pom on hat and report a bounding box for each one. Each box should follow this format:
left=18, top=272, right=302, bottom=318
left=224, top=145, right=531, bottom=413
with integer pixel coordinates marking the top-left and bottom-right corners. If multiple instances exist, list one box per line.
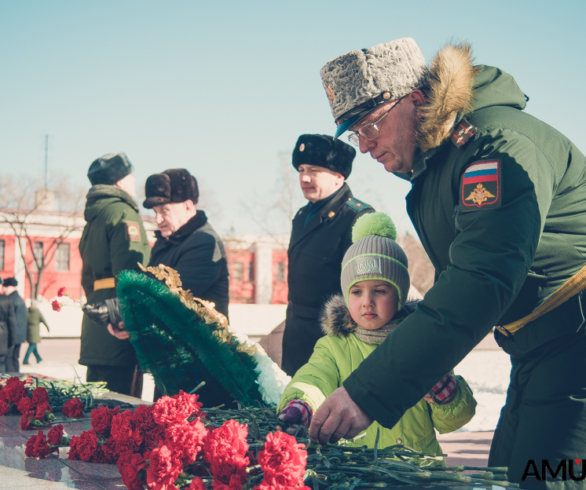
left=87, top=152, right=133, bottom=186
left=341, top=212, right=409, bottom=309
left=292, top=134, right=356, bottom=179
left=143, top=168, right=199, bottom=209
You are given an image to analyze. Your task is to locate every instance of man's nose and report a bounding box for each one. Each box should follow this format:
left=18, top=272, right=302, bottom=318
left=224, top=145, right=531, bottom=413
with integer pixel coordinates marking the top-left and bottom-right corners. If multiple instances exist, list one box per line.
left=301, top=174, right=311, bottom=182
left=359, top=135, right=375, bottom=154
left=155, top=214, right=164, bottom=225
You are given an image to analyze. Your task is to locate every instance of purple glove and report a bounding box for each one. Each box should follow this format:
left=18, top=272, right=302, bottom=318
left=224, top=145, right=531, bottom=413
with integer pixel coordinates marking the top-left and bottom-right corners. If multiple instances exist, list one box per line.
left=278, top=400, right=313, bottom=436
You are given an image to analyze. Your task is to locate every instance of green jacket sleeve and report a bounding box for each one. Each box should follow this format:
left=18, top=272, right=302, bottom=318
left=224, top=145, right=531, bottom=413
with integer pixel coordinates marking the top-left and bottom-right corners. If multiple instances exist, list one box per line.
left=39, top=312, right=49, bottom=331
left=344, top=130, right=556, bottom=429
left=108, top=209, right=151, bottom=277
left=277, top=337, right=341, bottom=413
left=429, top=375, right=477, bottom=434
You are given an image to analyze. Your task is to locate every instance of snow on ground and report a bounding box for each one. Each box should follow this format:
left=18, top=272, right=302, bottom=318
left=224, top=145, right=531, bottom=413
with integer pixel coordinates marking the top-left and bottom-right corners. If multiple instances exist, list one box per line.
left=453, top=349, right=511, bottom=432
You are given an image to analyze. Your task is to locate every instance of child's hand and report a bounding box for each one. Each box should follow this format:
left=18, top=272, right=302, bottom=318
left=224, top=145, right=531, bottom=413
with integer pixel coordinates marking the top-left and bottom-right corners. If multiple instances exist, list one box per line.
left=278, top=399, right=313, bottom=436
left=426, top=373, right=457, bottom=405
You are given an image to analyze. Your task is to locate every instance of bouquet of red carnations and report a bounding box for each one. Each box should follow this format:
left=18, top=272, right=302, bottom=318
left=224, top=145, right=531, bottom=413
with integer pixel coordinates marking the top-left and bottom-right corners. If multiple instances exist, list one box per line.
left=25, top=389, right=309, bottom=490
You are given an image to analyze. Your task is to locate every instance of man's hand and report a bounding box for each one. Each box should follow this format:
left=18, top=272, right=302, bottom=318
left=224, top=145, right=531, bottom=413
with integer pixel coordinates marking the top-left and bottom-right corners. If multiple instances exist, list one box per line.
left=308, top=387, right=373, bottom=445
left=107, top=322, right=129, bottom=340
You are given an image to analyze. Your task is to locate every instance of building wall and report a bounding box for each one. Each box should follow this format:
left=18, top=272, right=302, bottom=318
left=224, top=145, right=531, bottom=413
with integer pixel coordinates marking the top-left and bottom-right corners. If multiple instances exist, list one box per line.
left=0, top=229, right=289, bottom=304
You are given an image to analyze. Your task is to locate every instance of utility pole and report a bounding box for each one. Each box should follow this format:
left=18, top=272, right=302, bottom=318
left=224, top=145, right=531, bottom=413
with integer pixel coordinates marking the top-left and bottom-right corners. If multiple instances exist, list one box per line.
left=44, top=134, right=49, bottom=189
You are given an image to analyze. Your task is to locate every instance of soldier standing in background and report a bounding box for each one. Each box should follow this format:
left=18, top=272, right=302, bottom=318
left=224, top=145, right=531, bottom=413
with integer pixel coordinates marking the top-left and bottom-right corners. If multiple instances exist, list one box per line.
left=282, top=134, right=374, bottom=376
left=3, top=278, right=26, bottom=372
left=0, top=277, right=16, bottom=372
left=79, top=153, right=150, bottom=396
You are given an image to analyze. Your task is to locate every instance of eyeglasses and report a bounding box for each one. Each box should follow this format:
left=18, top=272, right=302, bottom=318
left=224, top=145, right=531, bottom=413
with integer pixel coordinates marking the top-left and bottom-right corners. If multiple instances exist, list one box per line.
left=347, top=96, right=405, bottom=146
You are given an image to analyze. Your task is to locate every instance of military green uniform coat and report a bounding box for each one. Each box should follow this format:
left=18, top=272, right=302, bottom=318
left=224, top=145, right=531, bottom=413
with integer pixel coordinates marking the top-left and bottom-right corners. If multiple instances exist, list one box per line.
left=282, top=183, right=374, bottom=376
left=26, top=307, right=49, bottom=344
left=343, top=45, right=586, bottom=486
left=79, top=185, right=150, bottom=368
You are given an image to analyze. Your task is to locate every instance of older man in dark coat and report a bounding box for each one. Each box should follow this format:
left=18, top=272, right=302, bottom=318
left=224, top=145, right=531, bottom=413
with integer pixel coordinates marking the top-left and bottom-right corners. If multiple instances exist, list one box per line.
left=143, top=168, right=230, bottom=318
left=3, top=278, right=27, bottom=372
left=0, top=277, right=17, bottom=372
left=282, top=134, right=374, bottom=376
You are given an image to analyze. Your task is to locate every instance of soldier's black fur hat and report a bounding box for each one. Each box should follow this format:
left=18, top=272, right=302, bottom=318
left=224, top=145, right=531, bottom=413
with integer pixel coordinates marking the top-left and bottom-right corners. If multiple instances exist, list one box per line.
left=3, top=277, right=17, bottom=287
left=143, top=168, right=199, bottom=209
left=292, top=134, right=355, bottom=179
left=87, top=153, right=133, bottom=186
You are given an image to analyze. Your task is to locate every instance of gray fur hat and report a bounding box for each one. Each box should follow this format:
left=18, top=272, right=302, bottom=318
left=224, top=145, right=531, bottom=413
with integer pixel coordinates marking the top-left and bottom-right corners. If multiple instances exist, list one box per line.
left=320, top=37, right=429, bottom=137
left=341, top=212, right=409, bottom=309
left=87, top=152, right=133, bottom=186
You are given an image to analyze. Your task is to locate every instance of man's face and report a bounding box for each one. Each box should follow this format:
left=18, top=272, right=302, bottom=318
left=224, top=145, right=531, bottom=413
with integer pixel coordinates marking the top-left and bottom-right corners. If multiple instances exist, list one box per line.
left=351, top=91, right=423, bottom=174
left=153, top=201, right=194, bottom=238
left=114, top=173, right=137, bottom=197
left=298, top=164, right=344, bottom=203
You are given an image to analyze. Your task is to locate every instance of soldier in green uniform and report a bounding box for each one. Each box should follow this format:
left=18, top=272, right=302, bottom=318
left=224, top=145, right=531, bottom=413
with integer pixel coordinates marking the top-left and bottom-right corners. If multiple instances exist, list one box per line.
left=282, top=134, right=374, bottom=376
left=309, top=38, right=586, bottom=488
left=79, top=153, right=151, bottom=396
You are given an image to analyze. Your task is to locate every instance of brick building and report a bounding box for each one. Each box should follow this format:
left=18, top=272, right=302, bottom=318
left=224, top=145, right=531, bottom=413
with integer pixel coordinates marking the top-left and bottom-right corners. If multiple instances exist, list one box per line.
left=0, top=206, right=289, bottom=305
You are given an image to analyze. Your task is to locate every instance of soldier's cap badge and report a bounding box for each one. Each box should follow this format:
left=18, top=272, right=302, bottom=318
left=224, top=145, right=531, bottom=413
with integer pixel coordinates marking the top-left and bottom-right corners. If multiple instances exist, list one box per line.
left=459, top=160, right=502, bottom=213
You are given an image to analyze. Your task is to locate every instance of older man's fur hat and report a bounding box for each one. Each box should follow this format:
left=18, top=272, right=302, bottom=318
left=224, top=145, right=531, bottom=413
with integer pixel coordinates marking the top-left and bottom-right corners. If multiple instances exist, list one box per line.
left=87, top=153, right=133, bottom=186
left=292, top=134, right=355, bottom=179
left=320, top=38, right=429, bottom=136
left=143, top=168, right=199, bottom=209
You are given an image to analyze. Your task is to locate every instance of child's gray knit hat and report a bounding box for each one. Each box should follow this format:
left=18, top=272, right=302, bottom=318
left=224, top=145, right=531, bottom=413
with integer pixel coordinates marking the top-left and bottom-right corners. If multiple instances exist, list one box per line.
left=341, top=212, right=410, bottom=309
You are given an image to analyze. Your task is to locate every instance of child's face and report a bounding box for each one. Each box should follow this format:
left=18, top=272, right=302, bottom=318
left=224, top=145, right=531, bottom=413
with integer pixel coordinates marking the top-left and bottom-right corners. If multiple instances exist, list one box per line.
left=348, top=280, right=398, bottom=330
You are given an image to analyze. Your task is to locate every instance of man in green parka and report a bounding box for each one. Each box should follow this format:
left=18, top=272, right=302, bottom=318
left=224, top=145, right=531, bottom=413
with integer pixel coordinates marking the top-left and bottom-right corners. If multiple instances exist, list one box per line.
left=310, top=38, right=586, bottom=488
left=79, top=153, right=150, bottom=396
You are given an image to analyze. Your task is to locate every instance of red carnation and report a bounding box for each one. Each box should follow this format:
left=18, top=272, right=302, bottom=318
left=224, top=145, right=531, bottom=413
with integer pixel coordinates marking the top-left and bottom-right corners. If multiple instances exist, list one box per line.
left=47, top=424, right=64, bottom=446
left=0, top=400, right=10, bottom=416
left=146, top=444, right=183, bottom=490
left=152, top=390, right=203, bottom=427
left=57, top=287, right=67, bottom=297
left=4, top=377, right=29, bottom=404
left=117, top=451, right=147, bottom=490
left=257, top=431, right=307, bottom=487
left=34, top=401, right=53, bottom=420
left=90, top=405, right=119, bottom=437
left=165, top=420, right=209, bottom=465
left=51, top=300, right=61, bottom=312
left=68, top=435, right=81, bottom=460
left=76, top=429, right=99, bottom=462
left=21, top=411, right=34, bottom=430
left=31, top=387, right=49, bottom=406
left=25, top=430, right=53, bottom=459
left=62, top=397, right=84, bottom=418
left=133, top=404, right=156, bottom=432
left=203, top=420, right=249, bottom=488
left=93, top=437, right=118, bottom=464
left=16, top=396, right=32, bottom=415
left=111, top=409, right=135, bottom=440
left=187, top=477, right=207, bottom=490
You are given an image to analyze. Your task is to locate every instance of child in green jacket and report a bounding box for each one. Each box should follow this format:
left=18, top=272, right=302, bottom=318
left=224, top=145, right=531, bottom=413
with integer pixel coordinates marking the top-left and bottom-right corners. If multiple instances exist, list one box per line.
left=277, top=213, right=476, bottom=458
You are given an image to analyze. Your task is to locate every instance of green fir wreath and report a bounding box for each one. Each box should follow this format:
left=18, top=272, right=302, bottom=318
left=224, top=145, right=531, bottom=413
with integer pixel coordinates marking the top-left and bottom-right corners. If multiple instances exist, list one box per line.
left=116, top=268, right=265, bottom=407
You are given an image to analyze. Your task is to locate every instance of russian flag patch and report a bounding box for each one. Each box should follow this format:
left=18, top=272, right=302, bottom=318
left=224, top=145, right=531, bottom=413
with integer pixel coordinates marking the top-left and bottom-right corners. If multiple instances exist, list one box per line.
left=459, top=160, right=501, bottom=212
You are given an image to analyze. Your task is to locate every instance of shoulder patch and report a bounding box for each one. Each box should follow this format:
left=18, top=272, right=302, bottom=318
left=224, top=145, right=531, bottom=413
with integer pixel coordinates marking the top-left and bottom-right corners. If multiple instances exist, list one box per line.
left=459, top=159, right=502, bottom=212
left=125, top=221, right=141, bottom=241
left=451, top=117, right=477, bottom=148
left=345, top=197, right=372, bottom=213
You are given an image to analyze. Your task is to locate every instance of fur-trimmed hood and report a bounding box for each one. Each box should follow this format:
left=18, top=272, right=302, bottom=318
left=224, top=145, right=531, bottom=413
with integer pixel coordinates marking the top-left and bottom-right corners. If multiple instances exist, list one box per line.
left=416, top=43, right=526, bottom=153
left=320, top=294, right=417, bottom=337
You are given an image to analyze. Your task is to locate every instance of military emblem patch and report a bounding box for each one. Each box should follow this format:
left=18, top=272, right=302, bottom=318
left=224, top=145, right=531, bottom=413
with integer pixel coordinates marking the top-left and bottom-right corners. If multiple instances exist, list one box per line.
left=354, top=256, right=381, bottom=275
left=125, top=221, right=141, bottom=241
left=460, top=160, right=501, bottom=212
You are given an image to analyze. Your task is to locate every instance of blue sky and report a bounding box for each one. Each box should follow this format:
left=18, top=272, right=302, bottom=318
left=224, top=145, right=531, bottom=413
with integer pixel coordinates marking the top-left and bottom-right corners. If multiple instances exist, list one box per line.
left=2, top=1, right=585, bottom=235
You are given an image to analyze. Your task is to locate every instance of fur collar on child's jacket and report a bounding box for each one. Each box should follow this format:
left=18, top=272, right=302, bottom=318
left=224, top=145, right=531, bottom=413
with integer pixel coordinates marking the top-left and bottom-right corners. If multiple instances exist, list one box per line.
left=320, top=294, right=419, bottom=337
